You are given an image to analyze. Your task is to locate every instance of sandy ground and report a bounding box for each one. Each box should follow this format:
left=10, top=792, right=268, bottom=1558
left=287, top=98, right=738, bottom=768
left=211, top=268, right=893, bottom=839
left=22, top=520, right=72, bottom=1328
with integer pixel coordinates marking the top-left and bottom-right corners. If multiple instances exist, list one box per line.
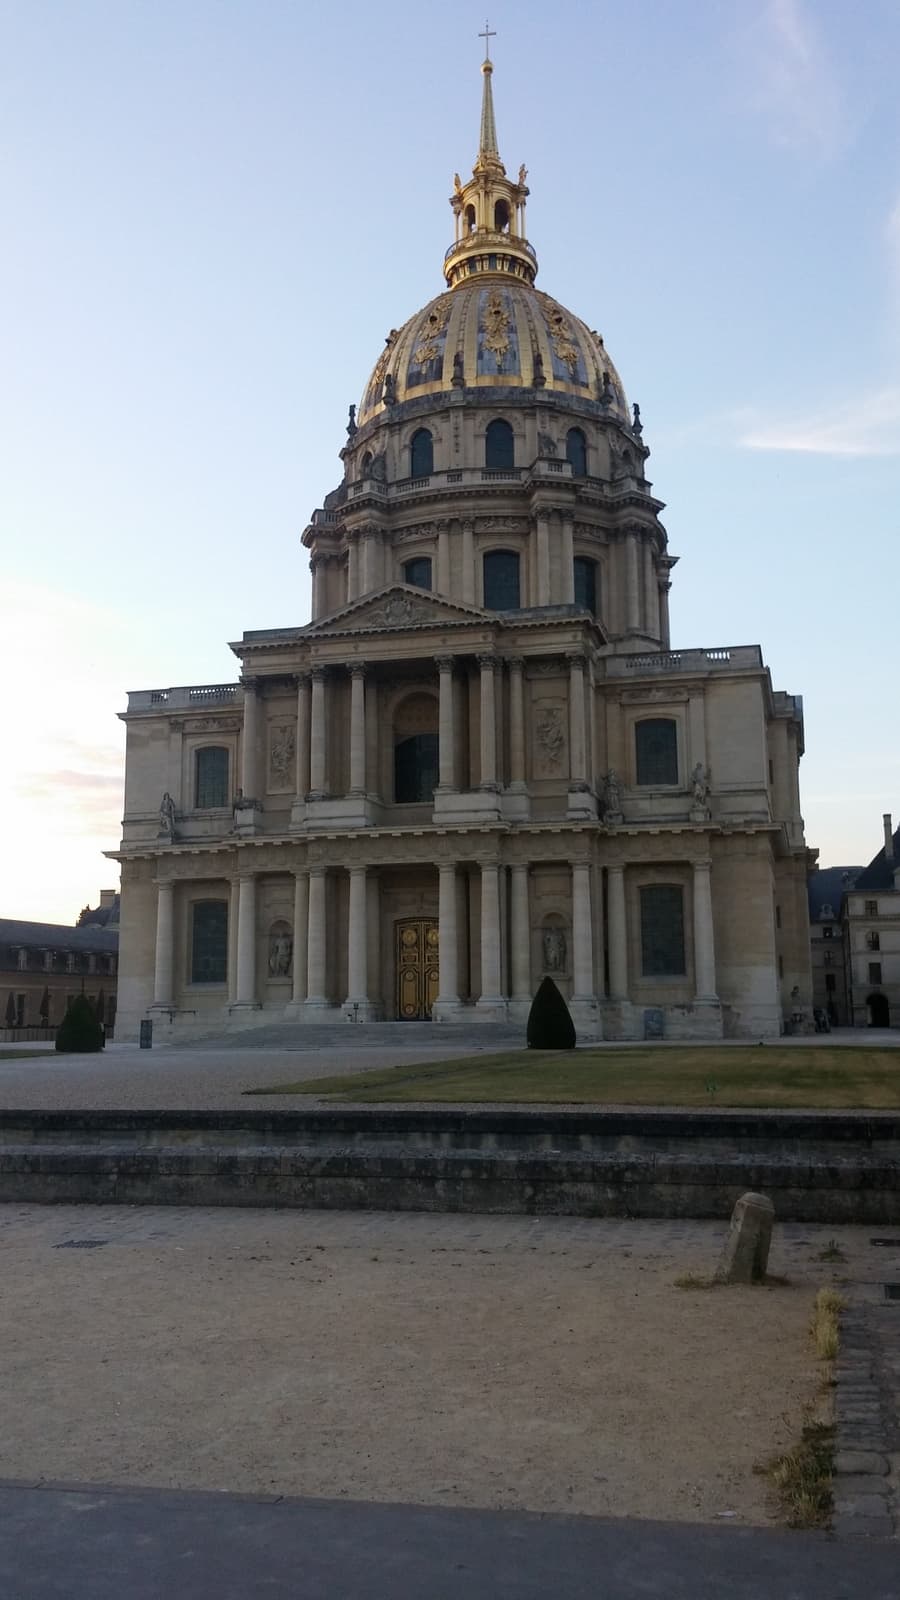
left=0, top=1206, right=843, bottom=1526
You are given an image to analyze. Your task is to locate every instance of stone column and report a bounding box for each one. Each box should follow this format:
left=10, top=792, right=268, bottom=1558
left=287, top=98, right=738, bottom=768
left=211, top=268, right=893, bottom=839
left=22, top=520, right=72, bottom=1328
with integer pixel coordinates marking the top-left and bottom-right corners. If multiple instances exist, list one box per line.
left=349, top=663, right=366, bottom=795
left=295, top=673, right=311, bottom=799
left=461, top=520, right=475, bottom=605
left=572, top=862, right=594, bottom=1000
left=348, top=534, right=362, bottom=603
left=362, top=528, right=381, bottom=593
left=228, top=877, right=240, bottom=1000
left=693, top=860, right=718, bottom=1000
left=478, top=654, right=498, bottom=789
left=291, top=870, right=309, bottom=1005
left=345, top=867, right=368, bottom=1006
left=234, top=875, right=258, bottom=1007
left=436, top=656, right=456, bottom=790
left=510, top=864, right=531, bottom=1000
left=437, top=521, right=451, bottom=595
left=660, top=581, right=671, bottom=649
left=151, top=881, right=175, bottom=1008
left=568, top=653, right=587, bottom=785
left=560, top=515, right=575, bottom=604
left=643, top=541, right=660, bottom=638
left=625, top=531, right=640, bottom=633
left=507, top=658, right=526, bottom=786
left=477, top=861, right=503, bottom=1006
left=536, top=514, right=551, bottom=605
left=306, top=867, right=328, bottom=1006
left=240, top=678, right=259, bottom=798
left=436, top=863, right=459, bottom=1006
left=607, top=865, right=628, bottom=999
left=309, top=668, right=327, bottom=797
left=310, top=557, right=322, bottom=619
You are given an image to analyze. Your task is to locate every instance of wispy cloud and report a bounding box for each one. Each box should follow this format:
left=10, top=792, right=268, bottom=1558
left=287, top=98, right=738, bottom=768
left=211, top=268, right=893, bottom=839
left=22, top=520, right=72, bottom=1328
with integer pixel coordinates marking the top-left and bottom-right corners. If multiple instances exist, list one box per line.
left=744, top=0, right=846, bottom=158
left=739, top=385, right=900, bottom=456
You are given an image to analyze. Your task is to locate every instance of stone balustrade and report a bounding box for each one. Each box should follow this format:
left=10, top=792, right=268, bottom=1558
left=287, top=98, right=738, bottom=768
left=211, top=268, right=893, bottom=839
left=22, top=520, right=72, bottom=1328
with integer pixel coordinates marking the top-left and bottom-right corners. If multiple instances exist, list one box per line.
left=128, top=684, right=240, bottom=713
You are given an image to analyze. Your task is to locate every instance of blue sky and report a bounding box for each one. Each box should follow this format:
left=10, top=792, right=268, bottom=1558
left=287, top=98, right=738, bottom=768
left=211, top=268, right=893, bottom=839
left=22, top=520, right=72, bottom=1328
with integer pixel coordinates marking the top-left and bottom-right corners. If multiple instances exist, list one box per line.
left=3, top=0, right=898, bottom=921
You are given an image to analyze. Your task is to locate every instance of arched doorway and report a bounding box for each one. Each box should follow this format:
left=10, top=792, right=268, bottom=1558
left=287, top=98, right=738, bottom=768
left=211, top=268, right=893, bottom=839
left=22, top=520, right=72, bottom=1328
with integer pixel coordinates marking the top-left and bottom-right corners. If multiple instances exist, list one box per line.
left=867, top=992, right=890, bottom=1028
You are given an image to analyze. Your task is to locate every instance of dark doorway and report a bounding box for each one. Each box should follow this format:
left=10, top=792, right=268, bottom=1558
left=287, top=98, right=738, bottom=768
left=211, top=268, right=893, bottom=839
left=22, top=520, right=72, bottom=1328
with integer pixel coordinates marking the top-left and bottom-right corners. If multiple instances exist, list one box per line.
left=867, top=992, right=890, bottom=1028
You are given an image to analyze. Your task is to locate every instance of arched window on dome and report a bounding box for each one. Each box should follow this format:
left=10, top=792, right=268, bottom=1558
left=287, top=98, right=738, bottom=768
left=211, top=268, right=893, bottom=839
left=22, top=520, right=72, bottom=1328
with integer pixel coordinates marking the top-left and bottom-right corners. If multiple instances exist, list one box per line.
left=494, top=199, right=510, bottom=233
left=485, top=419, right=515, bottom=471
left=409, top=429, right=433, bottom=479
left=403, top=557, right=432, bottom=591
left=465, top=204, right=476, bottom=235
left=566, top=428, right=587, bottom=477
left=483, top=549, right=520, bottom=610
left=360, top=451, right=373, bottom=478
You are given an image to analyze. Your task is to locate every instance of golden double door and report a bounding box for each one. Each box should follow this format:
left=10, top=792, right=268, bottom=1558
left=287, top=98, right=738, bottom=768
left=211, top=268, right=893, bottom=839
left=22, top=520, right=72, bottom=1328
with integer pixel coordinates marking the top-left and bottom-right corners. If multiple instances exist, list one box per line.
left=396, top=919, right=439, bottom=1020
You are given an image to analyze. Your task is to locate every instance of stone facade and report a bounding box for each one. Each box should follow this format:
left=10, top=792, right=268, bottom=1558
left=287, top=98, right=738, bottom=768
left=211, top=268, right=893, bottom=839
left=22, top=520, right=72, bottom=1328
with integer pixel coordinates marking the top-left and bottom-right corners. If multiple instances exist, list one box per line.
left=841, top=815, right=900, bottom=1029
left=0, top=897, right=119, bottom=1034
left=112, top=56, right=813, bottom=1043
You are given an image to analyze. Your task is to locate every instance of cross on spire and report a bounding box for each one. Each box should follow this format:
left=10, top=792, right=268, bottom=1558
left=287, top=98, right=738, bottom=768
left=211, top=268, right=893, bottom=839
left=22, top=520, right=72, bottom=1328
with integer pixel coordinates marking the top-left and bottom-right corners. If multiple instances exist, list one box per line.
left=478, top=19, right=496, bottom=60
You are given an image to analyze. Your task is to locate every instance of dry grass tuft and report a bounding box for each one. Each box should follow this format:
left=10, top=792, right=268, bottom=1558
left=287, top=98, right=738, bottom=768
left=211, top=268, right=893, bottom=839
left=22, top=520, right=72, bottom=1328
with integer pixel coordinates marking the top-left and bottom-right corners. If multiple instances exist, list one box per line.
left=673, top=1271, right=714, bottom=1290
left=812, top=1287, right=846, bottom=1361
left=766, top=1422, right=835, bottom=1528
left=814, top=1239, right=846, bottom=1263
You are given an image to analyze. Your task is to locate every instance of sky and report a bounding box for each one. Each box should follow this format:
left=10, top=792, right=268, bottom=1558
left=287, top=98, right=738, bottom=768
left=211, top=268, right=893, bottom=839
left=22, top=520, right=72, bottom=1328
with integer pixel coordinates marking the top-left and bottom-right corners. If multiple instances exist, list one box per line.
left=2, top=0, right=899, bottom=923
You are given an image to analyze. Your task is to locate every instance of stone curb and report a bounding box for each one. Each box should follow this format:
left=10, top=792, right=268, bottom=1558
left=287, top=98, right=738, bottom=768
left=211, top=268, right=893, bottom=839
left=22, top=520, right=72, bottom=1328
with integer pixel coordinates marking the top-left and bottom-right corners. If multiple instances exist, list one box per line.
left=829, top=1294, right=897, bottom=1539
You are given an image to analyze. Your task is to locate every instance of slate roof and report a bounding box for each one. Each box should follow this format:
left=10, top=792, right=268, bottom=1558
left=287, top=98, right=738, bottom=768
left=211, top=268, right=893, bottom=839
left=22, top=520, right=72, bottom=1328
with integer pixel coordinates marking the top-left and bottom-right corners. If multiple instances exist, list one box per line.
left=0, top=919, right=119, bottom=953
left=808, top=866, right=863, bottom=922
left=853, top=822, right=900, bottom=893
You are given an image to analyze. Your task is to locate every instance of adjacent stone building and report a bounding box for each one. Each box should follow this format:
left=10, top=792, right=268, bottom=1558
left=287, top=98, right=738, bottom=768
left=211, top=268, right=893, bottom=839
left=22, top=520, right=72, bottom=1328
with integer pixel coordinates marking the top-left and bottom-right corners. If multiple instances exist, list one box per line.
left=0, top=892, right=119, bottom=1034
left=842, top=815, right=900, bottom=1029
left=808, top=865, right=860, bottom=1025
left=112, top=55, right=813, bottom=1043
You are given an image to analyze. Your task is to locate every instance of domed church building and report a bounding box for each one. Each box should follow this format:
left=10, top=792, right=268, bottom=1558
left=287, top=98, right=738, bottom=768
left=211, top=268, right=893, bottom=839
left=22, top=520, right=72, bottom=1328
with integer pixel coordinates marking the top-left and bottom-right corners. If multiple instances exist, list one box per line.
left=113, top=51, right=813, bottom=1042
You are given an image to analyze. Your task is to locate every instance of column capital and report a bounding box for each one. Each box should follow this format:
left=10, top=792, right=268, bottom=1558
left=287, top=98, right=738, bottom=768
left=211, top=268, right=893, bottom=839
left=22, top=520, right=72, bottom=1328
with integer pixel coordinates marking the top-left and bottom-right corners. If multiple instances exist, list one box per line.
left=241, top=675, right=260, bottom=693
left=476, top=652, right=497, bottom=672
left=310, top=664, right=328, bottom=682
left=349, top=660, right=367, bottom=678
left=506, top=655, right=525, bottom=673
left=434, top=654, right=455, bottom=673
left=566, top=650, right=586, bottom=671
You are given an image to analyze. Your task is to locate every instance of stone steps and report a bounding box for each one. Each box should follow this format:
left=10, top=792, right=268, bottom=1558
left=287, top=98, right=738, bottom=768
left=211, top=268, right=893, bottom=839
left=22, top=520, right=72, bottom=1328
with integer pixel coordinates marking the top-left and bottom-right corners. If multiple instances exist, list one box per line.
left=182, top=1021, right=526, bottom=1052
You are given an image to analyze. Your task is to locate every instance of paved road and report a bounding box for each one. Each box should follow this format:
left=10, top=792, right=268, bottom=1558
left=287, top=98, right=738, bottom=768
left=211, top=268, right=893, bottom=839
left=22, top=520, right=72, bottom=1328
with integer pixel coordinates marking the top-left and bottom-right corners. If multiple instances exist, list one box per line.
left=2, top=1481, right=898, bottom=1600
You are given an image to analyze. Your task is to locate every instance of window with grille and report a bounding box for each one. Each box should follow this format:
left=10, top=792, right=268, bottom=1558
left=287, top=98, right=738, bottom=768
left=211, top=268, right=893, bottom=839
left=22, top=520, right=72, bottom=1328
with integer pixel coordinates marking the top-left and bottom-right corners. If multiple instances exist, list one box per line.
left=485, top=419, right=514, bottom=470
left=566, top=428, right=587, bottom=477
left=867, top=931, right=881, bottom=951
left=868, top=961, right=883, bottom=985
left=483, top=549, right=520, bottom=609
left=640, top=886, right=686, bottom=977
left=409, top=429, right=433, bottom=477
left=573, top=556, right=597, bottom=616
left=195, top=746, right=229, bottom=809
left=191, top=901, right=228, bottom=984
left=635, top=719, right=678, bottom=786
left=403, top=557, right=432, bottom=590
left=865, top=899, right=878, bottom=916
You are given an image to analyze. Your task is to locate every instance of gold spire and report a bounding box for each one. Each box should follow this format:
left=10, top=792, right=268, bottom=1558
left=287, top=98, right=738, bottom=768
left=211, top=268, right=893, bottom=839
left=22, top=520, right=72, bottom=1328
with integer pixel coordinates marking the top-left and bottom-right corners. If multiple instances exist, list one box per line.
left=444, top=37, right=536, bottom=290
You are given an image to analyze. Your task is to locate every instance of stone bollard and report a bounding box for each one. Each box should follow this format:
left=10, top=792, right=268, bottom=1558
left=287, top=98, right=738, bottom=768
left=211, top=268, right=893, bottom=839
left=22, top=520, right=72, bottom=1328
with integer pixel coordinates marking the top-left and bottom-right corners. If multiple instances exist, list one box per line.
left=715, top=1191, right=775, bottom=1284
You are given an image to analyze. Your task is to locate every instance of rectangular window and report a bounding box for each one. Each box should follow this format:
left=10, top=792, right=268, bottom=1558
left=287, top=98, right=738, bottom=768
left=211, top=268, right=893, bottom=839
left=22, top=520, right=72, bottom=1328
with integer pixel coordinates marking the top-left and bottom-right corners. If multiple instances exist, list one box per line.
left=635, top=719, right=678, bottom=786
left=639, top=885, right=685, bottom=977
left=825, top=974, right=836, bottom=993
left=768, top=759, right=774, bottom=785
left=865, top=899, right=878, bottom=916
left=868, top=961, right=882, bottom=985
left=775, top=904, right=781, bottom=930
left=195, top=746, right=229, bottom=809
left=191, top=901, right=228, bottom=984
left=867, top=931, right=881, bottom=951
left=573, top=556, right=597, bottom=616
left=15, top=994, right=25, bottom=1027
left=822, top=926, right=833, bottom=940
left=823, top=951, right=833, bottom=967
left=778, top=955, right=784, bottom=979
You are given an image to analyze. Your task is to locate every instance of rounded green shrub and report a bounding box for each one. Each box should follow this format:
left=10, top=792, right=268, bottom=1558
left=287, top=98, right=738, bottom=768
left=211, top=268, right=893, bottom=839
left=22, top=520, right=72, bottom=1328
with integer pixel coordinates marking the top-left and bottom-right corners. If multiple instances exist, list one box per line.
left=55, top=993, right=105, bottom=1053
left=526, top=976, right=576, bottom=1050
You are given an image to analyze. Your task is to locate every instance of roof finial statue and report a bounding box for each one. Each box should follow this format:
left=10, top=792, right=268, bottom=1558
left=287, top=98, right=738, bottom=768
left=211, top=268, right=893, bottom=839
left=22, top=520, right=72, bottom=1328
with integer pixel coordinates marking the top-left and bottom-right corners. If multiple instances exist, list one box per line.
left=346, top=404, right=357, bottom=438
left=632, top=401, right=643, bottom=437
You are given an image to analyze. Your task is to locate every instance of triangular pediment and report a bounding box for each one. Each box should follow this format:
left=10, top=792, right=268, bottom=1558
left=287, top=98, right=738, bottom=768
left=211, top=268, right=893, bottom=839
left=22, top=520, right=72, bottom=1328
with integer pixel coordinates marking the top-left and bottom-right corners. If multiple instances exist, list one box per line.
left=304, top=584, right=494, bottom=636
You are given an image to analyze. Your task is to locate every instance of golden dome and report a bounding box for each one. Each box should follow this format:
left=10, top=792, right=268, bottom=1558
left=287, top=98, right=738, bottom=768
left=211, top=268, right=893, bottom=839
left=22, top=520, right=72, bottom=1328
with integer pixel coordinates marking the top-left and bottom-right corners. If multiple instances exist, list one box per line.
left=357, top=49, right=628, bottom=429
left=358, top=282, right=629, bottom=427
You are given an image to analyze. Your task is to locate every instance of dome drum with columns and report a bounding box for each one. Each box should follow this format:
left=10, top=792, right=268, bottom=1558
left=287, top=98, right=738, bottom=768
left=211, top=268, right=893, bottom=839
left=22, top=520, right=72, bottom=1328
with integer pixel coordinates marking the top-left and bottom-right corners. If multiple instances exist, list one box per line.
left=111, top=45, right=814, bottom=1045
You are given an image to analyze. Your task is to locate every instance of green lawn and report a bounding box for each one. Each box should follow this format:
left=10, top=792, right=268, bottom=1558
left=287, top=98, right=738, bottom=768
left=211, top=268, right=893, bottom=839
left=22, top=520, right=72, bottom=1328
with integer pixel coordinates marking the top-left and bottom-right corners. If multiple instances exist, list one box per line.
left=248, top=1045, right=900, bottom=1109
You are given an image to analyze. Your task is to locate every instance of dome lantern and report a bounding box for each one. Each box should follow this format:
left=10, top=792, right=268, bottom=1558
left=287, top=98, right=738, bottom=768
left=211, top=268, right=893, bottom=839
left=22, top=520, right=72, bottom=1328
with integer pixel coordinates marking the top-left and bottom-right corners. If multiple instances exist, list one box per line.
left=444, top=35, right=536, bottom=290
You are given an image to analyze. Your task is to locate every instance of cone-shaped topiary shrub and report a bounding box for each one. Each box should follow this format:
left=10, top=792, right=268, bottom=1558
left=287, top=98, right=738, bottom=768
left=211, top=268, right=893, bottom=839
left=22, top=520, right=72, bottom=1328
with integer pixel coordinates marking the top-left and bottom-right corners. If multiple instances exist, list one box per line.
left=526, top=976, right=576, bottom=1050
left=55, top=993, right=105, bottom=1053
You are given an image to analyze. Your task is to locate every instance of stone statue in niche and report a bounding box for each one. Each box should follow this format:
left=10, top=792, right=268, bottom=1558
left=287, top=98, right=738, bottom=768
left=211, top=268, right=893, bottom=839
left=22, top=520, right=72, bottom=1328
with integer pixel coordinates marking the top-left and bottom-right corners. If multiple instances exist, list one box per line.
left=269, top=725, right=295, bottom=788
left=268, top=929, right=293, bottom=978
left=691, top=763, right=710, bottom=809
left=535, top=705, right=565, bottom=771
left=602, top=768, right=623, bottom=821
left=538, top=432, right=558, bottom=457
left=158, top=792, right=176, bottom=840
left=542, top=927, right=567, bottom=973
